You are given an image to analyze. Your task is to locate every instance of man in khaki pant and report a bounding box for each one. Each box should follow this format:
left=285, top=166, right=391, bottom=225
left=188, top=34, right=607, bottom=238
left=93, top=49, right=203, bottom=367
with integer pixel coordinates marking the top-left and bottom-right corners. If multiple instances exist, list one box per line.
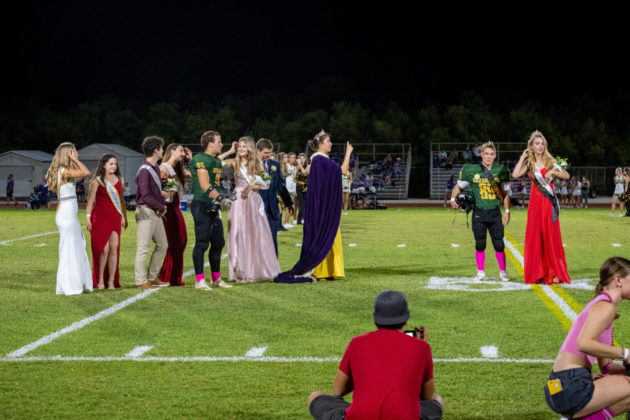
left=134, top=136, right=169, bottom=289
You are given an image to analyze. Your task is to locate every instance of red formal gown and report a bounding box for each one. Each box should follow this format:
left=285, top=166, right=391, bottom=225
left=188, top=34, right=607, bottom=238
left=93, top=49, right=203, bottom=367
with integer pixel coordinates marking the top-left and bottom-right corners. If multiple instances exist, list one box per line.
left=90, top=181, right=122, bottom=288
left=158, top=189, right=187, bottom=286
left=524, top=168, right=571, bottom=284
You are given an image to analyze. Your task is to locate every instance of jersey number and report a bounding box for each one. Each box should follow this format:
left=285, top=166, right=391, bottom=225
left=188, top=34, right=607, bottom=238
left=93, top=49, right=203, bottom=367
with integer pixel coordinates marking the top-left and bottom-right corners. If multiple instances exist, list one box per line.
left=479, top=183, right=496, bottom=199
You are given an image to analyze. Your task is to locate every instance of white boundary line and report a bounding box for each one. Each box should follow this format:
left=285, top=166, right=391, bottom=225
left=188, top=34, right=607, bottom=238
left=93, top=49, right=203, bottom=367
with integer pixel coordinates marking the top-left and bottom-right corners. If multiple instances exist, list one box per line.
left=6, top=259, right=221, bottom=358
left=0, top=355, right=554, bottom=363
left=0, top=230, right=58, bottom=245
left=6, top=289, right=161, bottom=357
left=503, top=237, right=578, bottom=322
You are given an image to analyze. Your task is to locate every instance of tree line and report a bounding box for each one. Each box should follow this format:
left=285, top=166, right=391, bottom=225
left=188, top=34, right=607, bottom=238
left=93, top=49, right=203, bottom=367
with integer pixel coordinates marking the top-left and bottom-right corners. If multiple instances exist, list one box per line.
left=1, top=91, right=629, bottom=197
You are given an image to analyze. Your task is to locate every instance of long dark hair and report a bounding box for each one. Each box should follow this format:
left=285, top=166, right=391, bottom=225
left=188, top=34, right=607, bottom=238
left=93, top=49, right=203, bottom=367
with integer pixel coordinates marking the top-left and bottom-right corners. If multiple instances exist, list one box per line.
left=91, top=154, right=121, bottom=183
left=163, top=144, right=186, bottom=184
left=595, top=257, right=630, bottom=297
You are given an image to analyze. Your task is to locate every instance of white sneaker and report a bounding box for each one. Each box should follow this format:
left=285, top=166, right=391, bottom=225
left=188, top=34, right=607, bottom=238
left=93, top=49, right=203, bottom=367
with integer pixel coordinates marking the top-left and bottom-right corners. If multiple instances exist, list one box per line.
left=499, top=271, right=509, bottom=282
left=292, top=220, right=297, bottom=225
left=212, top=279, right=233, bottom=289
left=620, top=213, right=624, bottom=217
left=284, top=223, right=295, bottom=229
left=195, top=279, right=212, bottom=291
left=610, top=212, right=614, bottom=216
left=473, top=270, right=486, bottom=282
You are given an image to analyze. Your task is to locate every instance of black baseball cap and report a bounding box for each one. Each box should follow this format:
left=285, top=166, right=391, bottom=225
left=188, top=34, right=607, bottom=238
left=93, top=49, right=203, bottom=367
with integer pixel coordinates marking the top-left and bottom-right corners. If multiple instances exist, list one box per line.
left=373, top=290, right=410, bottom=326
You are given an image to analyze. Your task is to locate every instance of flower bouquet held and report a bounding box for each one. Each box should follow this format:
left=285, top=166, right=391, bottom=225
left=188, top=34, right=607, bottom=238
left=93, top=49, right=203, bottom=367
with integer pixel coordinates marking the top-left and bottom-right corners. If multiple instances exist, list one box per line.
left=555, top=156, right=570, bottom=171
left=255, top=171, right=272, bottom=189
left=163, top=177, right=179, bottom=203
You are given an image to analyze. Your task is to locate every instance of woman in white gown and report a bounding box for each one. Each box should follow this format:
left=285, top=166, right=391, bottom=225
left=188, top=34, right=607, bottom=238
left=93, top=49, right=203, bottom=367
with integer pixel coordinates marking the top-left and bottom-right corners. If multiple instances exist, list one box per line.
left=45, top=143, right=93, bottom=295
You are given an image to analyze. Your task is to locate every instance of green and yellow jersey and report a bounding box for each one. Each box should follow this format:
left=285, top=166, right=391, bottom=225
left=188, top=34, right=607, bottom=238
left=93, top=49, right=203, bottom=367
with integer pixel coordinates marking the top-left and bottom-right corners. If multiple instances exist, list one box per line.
left=458, top=163, right=509, bottom=210
left=190, top=153, right=222, bottom=205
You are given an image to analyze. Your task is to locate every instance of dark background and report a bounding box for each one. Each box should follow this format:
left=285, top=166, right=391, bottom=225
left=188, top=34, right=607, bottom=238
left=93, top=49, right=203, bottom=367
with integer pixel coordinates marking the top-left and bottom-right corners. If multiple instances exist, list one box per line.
left=3, top=1, right=629, bottom=109
left=2, top=1, right=630, bottom=197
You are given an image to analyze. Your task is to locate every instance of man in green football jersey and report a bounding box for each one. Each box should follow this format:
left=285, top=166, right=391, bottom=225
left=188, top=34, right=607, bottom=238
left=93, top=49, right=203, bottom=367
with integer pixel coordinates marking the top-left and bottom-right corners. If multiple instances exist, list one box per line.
left=450, top=141, right=511, bottom=282
left=189, top=130, right=236, bottom=291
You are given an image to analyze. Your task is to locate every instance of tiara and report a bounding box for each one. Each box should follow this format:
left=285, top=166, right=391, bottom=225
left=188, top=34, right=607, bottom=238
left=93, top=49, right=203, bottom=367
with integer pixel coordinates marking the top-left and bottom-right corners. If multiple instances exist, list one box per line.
left=315, top=129, right=326, bottom=139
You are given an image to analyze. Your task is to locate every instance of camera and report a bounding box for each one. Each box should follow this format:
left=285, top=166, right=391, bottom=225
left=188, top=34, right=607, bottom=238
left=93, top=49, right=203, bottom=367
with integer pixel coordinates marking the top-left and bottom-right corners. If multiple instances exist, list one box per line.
left=404, top=326, right=425, bottom=340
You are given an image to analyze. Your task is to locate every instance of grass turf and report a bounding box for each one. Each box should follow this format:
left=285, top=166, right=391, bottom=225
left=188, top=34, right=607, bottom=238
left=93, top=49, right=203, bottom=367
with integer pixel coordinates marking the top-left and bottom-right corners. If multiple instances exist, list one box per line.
left=1, top=206, right=629, bottom=418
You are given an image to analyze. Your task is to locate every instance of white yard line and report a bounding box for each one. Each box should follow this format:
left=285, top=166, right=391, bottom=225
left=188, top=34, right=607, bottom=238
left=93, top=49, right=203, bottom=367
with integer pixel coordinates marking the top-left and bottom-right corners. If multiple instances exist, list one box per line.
left=503, top=237, right=578, bottom=323
left=7, top=255, right=228, bottom=358
left=126, top=346, right=154, bottom=358
left=480, top=346, right=498, bottom=358
left=244, top=347, right=267, bottom=357
left=0, top=230, right=58, bottom=245
left=7, top=288, right=161, bottom=358
left=0, top=356, right=554, bottom=363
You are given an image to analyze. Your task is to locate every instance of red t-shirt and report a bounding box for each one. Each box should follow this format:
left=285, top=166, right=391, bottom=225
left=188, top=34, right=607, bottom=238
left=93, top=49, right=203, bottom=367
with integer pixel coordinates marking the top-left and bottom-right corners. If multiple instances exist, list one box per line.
left=339, top=328, right=434, bottom=420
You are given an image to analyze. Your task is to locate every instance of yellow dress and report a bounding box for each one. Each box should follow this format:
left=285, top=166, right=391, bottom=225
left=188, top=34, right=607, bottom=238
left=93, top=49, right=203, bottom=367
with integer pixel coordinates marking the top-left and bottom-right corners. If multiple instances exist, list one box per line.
left=312, top=227, right=344, bottom=279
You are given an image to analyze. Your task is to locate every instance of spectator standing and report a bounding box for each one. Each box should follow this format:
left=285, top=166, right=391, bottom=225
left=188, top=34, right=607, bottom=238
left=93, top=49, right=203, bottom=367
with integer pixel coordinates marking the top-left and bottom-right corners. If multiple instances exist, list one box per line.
left=581, top=176, right=590, bottom=208
left=611, top=167, right=625, bottom=216
left=295, top=152, right=309, bottom=224
left=6, top=174, right=17, bottom=206
left=624, top=167, right=630, bottom=217
left=307, top=290, right=444, bottom=420
left=443, top=175, right=455, bottom=207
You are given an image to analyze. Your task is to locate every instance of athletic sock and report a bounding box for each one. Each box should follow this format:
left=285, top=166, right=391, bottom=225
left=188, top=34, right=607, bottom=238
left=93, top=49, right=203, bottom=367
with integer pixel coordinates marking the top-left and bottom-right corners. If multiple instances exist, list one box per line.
left=475, top=251, right=485, bottom=271
left=195, top=273, right=204, bottom=284
left=495, top=251, right=506, bottom=271
left=211, top=272, right=221, bottom=282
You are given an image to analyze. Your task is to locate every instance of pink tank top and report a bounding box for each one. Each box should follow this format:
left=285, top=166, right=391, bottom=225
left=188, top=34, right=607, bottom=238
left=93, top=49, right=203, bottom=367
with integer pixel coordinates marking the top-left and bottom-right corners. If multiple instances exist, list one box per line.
left=559, top=292, right=613, bottom=366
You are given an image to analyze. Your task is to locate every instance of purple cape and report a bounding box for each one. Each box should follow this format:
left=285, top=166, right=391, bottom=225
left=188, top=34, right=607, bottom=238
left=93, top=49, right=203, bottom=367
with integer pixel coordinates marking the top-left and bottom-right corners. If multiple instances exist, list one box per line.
left=274, top=155, right=342, bottom=283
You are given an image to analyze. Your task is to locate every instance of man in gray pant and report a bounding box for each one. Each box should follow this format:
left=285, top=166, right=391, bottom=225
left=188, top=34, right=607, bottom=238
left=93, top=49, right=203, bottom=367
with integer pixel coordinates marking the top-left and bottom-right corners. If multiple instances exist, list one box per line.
left=134, top=135, right=169, bottom=289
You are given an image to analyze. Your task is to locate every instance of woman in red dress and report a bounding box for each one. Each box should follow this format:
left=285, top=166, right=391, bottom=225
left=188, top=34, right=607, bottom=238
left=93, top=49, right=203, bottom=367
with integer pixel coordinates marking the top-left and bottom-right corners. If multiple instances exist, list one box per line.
left=512, top=130, right=571, bottom=284
left=158, top=143, right=192, bottom=286
left=86, top=154, right=127, bottom=289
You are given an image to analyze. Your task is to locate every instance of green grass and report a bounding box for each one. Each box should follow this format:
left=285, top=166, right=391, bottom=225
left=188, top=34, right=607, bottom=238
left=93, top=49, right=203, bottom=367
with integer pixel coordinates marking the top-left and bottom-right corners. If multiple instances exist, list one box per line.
left=1, top=207, right=629, bottom=418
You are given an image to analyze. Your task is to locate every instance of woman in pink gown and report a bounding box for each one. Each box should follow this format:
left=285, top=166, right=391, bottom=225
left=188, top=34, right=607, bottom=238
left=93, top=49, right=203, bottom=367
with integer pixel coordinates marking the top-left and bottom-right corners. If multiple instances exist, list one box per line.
left=227, top=137, right=281, bottom=283
left=158, top=143, right=192, bottom=286
left=512, top=130, right=571, bottom=285
left=85, top=154, right=127, bottom=289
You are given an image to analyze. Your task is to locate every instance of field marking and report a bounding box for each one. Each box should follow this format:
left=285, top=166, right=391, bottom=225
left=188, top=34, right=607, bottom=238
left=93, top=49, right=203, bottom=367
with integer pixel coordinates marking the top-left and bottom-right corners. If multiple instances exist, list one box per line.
left=612, top=243, right=622, bottom=247
left=450, top=243, right=459, bottom=247
left=397, top=244, right=406, bottom=247
left=0, top=355, right=555, bottom=363
left=6, top=288, right=161, bottom=358
left=0, top=230, right=58, bottom=245
left=245, top=346, right=267, bottom=357
left=35, top=243, right=47, bottom=247
left=480, top=346, right=498, bottom=358
left=7, top=255, right=228, bottom=358
left=503, top=233, right=619, bottom=344
left=126, top=346, right=154, bottom=358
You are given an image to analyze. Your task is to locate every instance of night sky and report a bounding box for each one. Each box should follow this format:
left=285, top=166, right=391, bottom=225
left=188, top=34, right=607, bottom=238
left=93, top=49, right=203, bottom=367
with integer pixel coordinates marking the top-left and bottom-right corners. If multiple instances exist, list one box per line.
left=3, top=1, right=630, bottom=109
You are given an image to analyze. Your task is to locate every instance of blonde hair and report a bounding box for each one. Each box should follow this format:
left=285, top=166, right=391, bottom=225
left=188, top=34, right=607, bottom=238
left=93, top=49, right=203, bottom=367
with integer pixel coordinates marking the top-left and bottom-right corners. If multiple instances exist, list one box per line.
left=479, top=141, right=496, bottom=152
left=232, top=137, right=263, bottom=177
left=525, top=130, right=555, bottom=172
left=45, top=142, right=78, bottom=192
left=277, top=152, right=287, bottom=176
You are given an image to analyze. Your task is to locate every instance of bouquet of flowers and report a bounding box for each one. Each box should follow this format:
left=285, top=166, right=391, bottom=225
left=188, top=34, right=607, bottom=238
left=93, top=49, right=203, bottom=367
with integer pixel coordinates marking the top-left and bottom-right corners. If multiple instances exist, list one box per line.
left=555, top=156, right=570, bottom=171
left=621, top=191, right=630, bottom=203
left=254, top=171, right=272, bottom=189
left=163, top=177, right=179, bottom=203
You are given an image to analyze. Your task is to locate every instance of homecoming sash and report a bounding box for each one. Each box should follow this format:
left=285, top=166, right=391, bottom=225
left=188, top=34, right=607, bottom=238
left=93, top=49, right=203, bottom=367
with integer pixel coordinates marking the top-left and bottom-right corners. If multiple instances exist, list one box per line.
left=97, top=176, right=127, bottom=228
left=138, top=164, right=162, bottom=190
left=530, top=168, right=560, bottom=222
left=481, top=165, right=504, bottom=202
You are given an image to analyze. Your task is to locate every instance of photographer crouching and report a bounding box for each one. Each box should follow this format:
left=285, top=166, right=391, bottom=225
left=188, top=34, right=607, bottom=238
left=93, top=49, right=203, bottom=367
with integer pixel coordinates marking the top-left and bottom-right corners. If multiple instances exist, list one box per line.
left=307, top=290, right=444, bottom=420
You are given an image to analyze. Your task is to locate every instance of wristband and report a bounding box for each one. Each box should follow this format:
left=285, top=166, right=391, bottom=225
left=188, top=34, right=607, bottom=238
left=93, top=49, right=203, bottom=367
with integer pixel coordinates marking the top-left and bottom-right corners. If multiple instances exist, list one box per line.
left=450, top=197, right=455, bottom=202
left=505, top=209, right=510, bottom=214
left=623, top=347, right=629, bottom=361
left=206, top=186, right=214, bottom=196
left=86, top=214, right=91, bottom=218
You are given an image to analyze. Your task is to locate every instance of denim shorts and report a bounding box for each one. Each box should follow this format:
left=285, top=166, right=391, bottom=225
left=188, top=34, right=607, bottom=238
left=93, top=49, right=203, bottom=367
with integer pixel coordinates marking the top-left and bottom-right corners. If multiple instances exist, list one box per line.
left=544, top=367, right=594, bottom=417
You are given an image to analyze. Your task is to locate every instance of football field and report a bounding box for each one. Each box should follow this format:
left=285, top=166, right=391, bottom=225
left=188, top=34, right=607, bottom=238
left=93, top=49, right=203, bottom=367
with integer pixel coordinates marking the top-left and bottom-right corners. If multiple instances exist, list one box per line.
left=1, top=207, right=629, bottom=419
